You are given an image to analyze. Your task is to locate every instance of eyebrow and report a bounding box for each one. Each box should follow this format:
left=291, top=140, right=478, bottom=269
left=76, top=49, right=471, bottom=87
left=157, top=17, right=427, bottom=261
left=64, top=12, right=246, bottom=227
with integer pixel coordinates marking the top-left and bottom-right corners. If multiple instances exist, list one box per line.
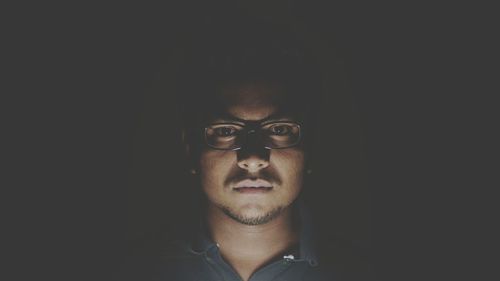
left=209, top=111, right=296, bottom=125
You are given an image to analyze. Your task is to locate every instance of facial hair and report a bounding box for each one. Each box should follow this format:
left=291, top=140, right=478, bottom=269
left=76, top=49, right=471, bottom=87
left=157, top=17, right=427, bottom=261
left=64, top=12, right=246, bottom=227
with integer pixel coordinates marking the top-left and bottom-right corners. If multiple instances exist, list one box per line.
left=220, top=205, right=284, bottom=225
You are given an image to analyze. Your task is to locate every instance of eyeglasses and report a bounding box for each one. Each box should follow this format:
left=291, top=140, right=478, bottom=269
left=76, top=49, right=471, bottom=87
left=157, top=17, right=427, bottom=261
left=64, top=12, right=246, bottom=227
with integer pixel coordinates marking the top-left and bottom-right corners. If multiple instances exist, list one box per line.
left=204, top=121, right=302, bottom=150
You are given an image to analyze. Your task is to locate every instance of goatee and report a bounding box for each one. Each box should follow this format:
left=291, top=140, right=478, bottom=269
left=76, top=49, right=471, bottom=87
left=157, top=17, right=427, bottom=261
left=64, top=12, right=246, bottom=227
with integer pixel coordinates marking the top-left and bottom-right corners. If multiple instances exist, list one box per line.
left=220, top=206, right=284, bottom=225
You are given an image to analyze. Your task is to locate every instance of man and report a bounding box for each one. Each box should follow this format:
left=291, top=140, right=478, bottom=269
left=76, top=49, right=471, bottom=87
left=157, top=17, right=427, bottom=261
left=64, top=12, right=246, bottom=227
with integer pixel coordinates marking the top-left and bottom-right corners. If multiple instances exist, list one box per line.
left=121, top=26, right=364, bottom=280
left=135, top=34, right=342, bottom=281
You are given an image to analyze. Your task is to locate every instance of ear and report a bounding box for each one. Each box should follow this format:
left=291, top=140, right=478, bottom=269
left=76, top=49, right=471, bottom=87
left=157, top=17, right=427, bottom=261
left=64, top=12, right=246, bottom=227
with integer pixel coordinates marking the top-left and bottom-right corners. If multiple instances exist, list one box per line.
left=181, top=128, right=190, bottom=159
left=304, top=150, right=314, bottom=175
left=181, top=128, right=198, bottom=175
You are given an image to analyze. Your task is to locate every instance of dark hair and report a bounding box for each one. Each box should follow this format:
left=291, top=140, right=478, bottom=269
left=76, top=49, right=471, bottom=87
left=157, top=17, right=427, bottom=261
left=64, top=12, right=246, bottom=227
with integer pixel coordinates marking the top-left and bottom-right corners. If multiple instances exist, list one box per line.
left=175, top=22, right=323, bottom=156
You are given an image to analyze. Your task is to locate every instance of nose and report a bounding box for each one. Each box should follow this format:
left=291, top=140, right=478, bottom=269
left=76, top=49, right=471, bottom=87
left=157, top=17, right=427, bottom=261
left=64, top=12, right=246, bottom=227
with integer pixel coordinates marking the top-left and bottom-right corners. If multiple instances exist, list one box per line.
left=237, top=155, right=270, bottom=172
left=236, top=148, right=270, bottom=172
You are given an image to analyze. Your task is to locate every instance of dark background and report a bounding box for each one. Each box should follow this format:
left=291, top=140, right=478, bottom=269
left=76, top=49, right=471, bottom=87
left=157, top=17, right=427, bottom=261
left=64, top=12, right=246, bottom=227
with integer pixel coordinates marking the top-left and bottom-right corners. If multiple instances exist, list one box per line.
left=10, top=1, right=491, bottom=280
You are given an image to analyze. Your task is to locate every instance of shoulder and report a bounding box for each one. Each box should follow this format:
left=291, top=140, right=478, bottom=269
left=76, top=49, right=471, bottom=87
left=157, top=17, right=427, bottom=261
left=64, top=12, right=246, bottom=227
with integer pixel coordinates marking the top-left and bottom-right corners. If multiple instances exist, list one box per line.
left=115, top=238, right=205, bottom=281
left=157, top=238, right=204, bottom=260
left=315, top=237, right=374, bottom=281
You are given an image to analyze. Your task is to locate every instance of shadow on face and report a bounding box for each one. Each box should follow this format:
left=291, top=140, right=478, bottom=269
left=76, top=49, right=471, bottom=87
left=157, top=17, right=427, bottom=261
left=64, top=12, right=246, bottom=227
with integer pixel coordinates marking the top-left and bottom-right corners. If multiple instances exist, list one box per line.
left=198, top=81, right=306, bottom=225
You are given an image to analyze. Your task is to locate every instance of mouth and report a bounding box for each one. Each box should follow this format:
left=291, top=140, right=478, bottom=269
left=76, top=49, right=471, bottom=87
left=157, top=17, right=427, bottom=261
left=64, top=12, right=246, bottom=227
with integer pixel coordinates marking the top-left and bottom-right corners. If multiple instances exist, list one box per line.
left=233, top=179, right=273, bottom=193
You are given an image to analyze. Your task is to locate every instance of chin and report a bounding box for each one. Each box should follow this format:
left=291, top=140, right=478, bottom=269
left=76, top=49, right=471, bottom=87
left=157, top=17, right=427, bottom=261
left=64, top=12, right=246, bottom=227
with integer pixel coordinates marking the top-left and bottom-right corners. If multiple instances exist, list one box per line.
left=223, top=203, right=284, bottom=225
left=238, top=204, right=267, bottom=217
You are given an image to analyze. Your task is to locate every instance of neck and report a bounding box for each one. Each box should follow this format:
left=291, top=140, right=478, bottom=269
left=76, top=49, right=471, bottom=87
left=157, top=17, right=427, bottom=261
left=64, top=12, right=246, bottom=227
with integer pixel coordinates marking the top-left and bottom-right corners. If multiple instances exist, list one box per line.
left=206, top=204, right=298, bottom=280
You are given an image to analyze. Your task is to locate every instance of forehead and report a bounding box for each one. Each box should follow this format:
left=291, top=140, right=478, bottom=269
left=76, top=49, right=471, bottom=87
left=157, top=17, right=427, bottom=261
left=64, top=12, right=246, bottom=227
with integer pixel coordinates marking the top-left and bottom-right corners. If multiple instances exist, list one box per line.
left=211, top=81, right=294, bottom=122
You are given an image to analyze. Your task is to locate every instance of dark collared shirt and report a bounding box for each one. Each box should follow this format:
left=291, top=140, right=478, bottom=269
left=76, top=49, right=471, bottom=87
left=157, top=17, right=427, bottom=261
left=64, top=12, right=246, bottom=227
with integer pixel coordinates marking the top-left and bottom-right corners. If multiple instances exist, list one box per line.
left=154, top=202, right=336, bottom=281
left=121, top=201, right=339, bottom=281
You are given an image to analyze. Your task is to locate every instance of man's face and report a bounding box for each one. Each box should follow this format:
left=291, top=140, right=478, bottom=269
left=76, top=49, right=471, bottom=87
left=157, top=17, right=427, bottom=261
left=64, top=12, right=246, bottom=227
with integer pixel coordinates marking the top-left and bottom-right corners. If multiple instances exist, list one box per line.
left=198, top=82, right=305, bottom=225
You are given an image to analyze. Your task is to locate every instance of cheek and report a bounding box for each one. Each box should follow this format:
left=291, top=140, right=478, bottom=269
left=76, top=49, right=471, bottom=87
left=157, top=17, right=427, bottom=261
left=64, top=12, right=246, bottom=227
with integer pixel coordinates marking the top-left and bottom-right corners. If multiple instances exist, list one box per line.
left=272, top=149, right=305, bottom=187
left=199, top=150, right=235, bottom=188
left=273, top=149, right=305, bottom=170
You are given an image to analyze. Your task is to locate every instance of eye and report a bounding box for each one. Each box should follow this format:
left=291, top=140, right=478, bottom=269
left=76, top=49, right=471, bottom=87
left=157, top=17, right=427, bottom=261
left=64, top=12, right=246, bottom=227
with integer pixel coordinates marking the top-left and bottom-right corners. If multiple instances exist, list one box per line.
left=269, top=124, right=292, bottom=136
left=213, top=126, right=237, bottom=137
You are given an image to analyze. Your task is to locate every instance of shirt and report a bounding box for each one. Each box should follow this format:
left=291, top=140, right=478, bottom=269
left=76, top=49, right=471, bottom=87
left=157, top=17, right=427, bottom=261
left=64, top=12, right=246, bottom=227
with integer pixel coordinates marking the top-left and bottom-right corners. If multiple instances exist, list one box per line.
left=120, top=200, right=340, bottom=281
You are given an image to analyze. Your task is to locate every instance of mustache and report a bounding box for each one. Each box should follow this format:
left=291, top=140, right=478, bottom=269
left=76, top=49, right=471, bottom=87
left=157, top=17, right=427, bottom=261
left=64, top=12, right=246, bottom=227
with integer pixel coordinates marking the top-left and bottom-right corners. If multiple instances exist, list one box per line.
left=223, top=166, right=282, bottom=187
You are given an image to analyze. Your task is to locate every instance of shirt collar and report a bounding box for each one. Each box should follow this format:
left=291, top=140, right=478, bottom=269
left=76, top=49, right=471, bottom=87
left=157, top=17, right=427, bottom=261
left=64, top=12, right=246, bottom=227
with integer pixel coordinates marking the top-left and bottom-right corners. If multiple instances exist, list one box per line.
left=189, top=197, right=319, bottom=266
left=296, top=198, right=319, bottom=266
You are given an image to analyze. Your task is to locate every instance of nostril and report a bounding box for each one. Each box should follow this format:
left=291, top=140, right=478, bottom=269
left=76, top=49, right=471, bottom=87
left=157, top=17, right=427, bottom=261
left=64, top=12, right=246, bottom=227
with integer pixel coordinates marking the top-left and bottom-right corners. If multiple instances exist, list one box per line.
left=237, top=156, right=269, bottom=171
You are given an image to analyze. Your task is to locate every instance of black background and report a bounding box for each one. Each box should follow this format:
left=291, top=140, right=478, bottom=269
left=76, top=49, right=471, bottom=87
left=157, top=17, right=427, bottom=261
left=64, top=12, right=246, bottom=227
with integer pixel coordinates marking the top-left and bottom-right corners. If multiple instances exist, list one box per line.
left=9, top=1, right=491, bottom=280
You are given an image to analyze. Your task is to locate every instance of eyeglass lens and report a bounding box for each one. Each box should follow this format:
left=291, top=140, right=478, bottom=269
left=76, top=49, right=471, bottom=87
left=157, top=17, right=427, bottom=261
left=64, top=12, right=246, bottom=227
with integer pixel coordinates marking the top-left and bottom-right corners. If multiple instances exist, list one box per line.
left=205, top=122, right=300, bottom=150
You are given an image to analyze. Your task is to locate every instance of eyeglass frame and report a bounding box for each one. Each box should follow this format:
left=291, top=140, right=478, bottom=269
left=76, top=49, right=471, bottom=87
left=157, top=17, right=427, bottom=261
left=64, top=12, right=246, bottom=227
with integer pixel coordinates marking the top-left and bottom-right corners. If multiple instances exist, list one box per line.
left=203, top=120, right=302, bottom=151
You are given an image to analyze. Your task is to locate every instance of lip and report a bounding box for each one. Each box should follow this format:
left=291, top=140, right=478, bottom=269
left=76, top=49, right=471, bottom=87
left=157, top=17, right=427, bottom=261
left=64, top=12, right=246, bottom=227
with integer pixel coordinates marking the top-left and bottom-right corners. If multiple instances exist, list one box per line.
left=233, top=179, right=273, bottom=193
